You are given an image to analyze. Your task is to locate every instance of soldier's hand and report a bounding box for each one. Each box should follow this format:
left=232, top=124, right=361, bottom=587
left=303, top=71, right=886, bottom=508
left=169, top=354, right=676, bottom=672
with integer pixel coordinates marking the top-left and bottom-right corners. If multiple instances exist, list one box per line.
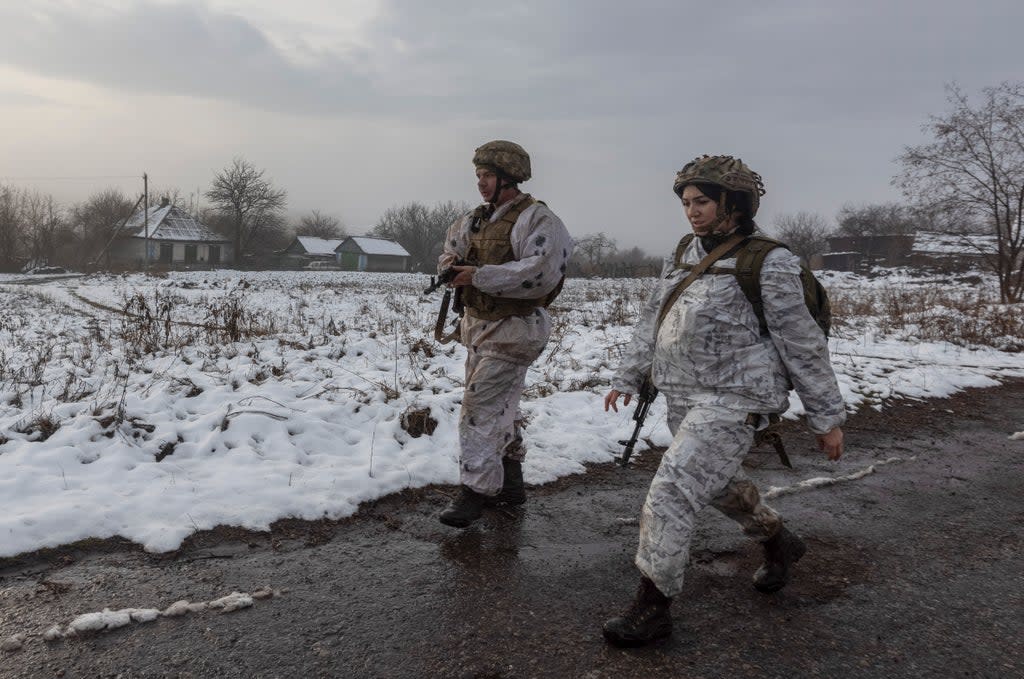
left=604, top=389, right=633, bottom=413
left=817, top=427, right=844, bottom=461
left=449, top=265, right=477, bottom=287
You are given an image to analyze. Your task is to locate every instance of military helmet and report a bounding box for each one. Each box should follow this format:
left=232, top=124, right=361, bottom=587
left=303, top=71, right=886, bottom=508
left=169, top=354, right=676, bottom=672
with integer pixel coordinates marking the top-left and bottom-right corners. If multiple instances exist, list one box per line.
left=672, top=155, right=766, bottom=216
left=473, top=140, right=531, bottom=183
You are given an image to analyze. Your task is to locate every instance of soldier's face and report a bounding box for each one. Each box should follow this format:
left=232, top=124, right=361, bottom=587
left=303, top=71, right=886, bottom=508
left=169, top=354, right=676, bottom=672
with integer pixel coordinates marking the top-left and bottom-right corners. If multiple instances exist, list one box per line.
left=476, top=167, right=498, bottom=199
left=680, top=185, right=718, bottom=235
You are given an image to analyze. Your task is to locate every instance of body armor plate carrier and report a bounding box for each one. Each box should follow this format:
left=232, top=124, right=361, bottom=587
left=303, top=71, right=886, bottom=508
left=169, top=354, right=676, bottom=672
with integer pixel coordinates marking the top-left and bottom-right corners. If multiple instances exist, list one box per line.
left=462, top=195, right=564, bottom=320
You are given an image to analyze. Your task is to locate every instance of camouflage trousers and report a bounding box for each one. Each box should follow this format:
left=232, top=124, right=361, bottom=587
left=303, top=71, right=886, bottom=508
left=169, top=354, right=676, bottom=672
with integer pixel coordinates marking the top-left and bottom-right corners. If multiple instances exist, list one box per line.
left=457, top=312, right=549, bottom=495
left=635, top=400, right=782, bottom=598
left=458, top=352, right=528, bottom=494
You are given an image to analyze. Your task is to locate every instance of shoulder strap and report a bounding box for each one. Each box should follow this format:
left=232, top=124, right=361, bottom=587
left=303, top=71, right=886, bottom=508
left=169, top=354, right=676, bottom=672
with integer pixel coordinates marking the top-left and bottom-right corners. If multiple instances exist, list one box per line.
left=494, top=194, right=537, bottom=229
left=672, top=233, right=695, bottom=269
left=655, top=233, right=745, bottom=333
left=734, top=235, right=785, bottom=335
left=468, top=194, right=537, bottom=233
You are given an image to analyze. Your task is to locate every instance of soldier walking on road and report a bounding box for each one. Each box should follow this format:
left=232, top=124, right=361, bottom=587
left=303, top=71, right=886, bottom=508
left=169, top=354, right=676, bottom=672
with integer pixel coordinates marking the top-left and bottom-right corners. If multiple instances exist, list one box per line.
left=602, top=155, right=846, bottom=647
left=437, top=140, right=574, bottom=528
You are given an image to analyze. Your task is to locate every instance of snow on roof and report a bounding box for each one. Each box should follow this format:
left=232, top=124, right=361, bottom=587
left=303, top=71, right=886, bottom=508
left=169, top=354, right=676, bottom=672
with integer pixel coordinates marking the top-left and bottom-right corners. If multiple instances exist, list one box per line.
left=343, top=237, right=410, bottom=257
left=123, top=205, right=227, bottom=243
left=296, top=236, right=345, bottom=255
left=912, top=231, right=997, bottom=256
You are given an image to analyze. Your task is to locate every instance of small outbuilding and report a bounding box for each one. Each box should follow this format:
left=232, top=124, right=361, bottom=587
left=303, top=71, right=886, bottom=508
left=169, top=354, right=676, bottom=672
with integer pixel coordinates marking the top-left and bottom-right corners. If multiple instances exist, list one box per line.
left=335, top=237, right=410, bottom=272
left=816, top=251, right=863, bottom=272
left=107, top=199, right=231, bottom=270
left=820, top=235, right=915, bottom=272
left=279, top=237, right=345, bottom=269
left=910, top=231, right=998, bottom=272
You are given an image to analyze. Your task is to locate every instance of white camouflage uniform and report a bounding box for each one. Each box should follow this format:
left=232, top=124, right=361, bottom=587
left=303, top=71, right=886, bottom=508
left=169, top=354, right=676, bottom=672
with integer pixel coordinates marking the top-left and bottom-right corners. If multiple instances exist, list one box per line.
left=440, top=193, right=574, bottom=495
left=613, top=232, right=846, bottom=597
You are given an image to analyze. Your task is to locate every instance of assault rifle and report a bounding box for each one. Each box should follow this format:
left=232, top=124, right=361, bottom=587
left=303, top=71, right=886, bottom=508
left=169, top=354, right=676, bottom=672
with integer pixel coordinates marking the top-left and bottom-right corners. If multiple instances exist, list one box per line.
left=424, top=262, right=465, bottom=343
left=423, top=266, right=458, bottom=294
left=619, top=376, right=658, bottom=467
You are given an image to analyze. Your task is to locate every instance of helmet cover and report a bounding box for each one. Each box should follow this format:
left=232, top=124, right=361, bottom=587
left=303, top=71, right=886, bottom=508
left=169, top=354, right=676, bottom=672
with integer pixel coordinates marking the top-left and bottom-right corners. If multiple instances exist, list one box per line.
left=673, top=155, right=765, bottom=216
left=473, top=140, right=531, bottom=183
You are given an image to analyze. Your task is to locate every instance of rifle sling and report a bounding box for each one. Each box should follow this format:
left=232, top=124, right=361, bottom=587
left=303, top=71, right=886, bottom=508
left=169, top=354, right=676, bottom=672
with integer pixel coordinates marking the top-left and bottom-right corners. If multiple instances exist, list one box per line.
left=433, top=288, right=461, bottom=344
left=648, top=234, right=798, bottom=470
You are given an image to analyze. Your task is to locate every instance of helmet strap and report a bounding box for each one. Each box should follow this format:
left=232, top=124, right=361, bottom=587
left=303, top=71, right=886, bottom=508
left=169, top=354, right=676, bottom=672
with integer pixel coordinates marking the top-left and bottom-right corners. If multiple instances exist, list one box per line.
left=706, top=192, right=732, bottom=233
left=489, top=173, right=518, bottom=206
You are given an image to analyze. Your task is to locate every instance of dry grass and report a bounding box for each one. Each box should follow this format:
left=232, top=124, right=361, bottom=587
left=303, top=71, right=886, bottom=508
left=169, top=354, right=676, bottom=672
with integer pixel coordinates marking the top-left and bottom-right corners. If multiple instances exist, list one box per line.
left=829, top=285, right=1023, bottom=351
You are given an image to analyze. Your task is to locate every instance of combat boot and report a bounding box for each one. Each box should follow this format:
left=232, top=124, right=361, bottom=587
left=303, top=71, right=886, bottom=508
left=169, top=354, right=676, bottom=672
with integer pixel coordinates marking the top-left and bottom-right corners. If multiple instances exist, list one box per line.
left=602, top=577, right=673, bottom=647
left=439, top=485, right=487, bottom=528
left=485, top=458, right=526, bottom=506
left=753, top=526, right=807, bottom=593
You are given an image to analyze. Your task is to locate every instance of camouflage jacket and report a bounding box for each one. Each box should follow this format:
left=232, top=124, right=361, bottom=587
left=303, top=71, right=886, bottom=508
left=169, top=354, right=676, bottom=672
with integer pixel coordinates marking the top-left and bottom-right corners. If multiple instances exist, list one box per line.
left=440, top=193, right=573, bottom=307
left=613, top=233, right=846, bottom=434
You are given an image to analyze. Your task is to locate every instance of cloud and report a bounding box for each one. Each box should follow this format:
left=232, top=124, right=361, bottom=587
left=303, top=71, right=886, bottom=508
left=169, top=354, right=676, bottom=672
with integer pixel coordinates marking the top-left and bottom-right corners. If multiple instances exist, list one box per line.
left=0, top=2, right=378, bottom=115
left=2, top=0, right=1022, bottom=125
left=1, top=0, right=1023, bottom=254
left=0, top=87, right=57, bottom=107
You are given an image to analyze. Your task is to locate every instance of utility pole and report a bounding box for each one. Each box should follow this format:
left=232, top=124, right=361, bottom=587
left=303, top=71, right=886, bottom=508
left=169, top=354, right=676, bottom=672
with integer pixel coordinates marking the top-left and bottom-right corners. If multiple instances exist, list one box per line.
left=143, top=172, right=149, bottom=273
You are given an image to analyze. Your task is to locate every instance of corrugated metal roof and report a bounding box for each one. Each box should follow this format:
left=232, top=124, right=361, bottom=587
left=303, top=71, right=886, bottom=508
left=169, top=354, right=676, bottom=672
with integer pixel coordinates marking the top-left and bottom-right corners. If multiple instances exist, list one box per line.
left=343, top=237, right=410, bottom=257
left=123, top=205, right=228, bottom=243
left=296, top=236, right=345, bottom=255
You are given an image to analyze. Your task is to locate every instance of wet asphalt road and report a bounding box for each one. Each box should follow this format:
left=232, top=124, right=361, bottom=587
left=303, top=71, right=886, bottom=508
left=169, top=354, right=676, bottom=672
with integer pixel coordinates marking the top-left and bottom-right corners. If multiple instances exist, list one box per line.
left=1, top=380, right=1022, bottom=678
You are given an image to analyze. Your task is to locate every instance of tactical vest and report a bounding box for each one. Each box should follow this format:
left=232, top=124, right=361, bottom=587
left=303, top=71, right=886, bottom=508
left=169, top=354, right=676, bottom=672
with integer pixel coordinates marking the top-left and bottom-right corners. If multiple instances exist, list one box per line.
left=462, top=194, right=564, bottom=320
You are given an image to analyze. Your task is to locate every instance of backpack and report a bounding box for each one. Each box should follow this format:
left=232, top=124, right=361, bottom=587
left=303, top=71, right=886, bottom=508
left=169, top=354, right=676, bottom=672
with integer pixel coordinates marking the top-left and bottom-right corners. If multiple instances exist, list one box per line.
left=672, top=233, right=831, bottom=337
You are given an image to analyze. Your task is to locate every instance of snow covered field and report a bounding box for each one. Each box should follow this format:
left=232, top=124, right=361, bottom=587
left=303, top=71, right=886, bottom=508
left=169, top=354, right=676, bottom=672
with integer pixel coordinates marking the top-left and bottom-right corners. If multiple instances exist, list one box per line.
left=1, top=269, right=1021, bottom=558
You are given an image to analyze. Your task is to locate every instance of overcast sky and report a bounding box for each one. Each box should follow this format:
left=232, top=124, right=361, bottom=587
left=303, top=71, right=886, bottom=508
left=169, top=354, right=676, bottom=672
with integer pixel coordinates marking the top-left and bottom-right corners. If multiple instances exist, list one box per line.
left=1, top=0, right=1021, bottom=253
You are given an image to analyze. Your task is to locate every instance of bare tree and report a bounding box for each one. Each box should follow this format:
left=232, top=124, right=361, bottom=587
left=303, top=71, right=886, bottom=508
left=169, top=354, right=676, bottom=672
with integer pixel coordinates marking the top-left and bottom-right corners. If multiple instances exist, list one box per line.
left=0, top=185, right=25, bottom=272
left=571, top=232, right=618, bottom=275
left=896, top=82, right=1024, bottom=303
left=835, top=202, right=926, bottom=237
left=205, top=157, right=287, bottom=264
left=21, top=191, right=66, bottom=268
left=370, top=201, right=469, bottom=273
left=772, top=212, right=832, bottom=264
left=605, top=245, right=661, bottom=277
left=69, top=188, right=135, bottom=269
left=296, top=210, right=346, bottom=239
left=145, top=186, right=184, bottom=209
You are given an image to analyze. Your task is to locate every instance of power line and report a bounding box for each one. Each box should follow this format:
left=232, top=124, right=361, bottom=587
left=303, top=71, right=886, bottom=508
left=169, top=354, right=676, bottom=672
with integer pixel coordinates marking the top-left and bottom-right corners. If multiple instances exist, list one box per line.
left=0, top=175, right=142, bottom=181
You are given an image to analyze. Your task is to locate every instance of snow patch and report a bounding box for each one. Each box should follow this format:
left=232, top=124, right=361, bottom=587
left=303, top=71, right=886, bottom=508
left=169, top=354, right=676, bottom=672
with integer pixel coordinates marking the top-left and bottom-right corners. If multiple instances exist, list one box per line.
left=33, top=588, right=281, bottom=647
left=763, top=457, right=916, bottom=499
left=207, top=591, right=254, bottom=613
left=1, top=633, right=26, bottom=652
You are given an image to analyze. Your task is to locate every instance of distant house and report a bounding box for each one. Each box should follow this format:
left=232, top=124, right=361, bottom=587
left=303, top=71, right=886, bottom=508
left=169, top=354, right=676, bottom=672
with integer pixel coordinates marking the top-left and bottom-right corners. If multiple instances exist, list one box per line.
left=818, top=231, right=1002, bottom=273
left=816, top=251, right=863, bottom=272
left=107, top=199, right=231, bottom=270
left=818, top=235, right=915, bottom=272
left=335, top=237, right=410, bottom=272
left=910, top=231, right=997, bottom=272
left=280, top=236, right=345, bottom=268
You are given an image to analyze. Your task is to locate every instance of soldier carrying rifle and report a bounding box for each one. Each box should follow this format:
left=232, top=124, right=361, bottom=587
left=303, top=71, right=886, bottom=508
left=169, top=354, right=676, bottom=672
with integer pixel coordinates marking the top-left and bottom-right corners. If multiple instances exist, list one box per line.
left=435, top=140, right=574, bottom=528
left=601, top=155, right=846, bottom=647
